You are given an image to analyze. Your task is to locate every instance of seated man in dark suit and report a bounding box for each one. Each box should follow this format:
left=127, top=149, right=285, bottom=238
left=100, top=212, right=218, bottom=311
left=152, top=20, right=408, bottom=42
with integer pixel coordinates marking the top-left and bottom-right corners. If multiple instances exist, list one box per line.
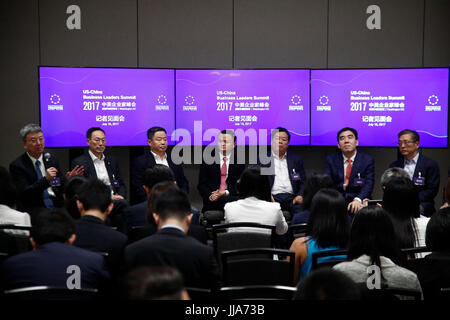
left=73, top=178, right=128, bottom=276
left=259, top=127, right=307, bottom=216
left=9, top=123, right=83, bottom=220
left=324, top=127, right=375, bottom=214
left=71, top=127, right=128, bottom=231
left=389, top=129, right=440, bottom=217
left=198, top=129, right=246, bottom=212
left=1, top=209, right=110, bottom=290
left=125, top=188, right=219, bottom=290
left=130, top=126, right=189, bottom=204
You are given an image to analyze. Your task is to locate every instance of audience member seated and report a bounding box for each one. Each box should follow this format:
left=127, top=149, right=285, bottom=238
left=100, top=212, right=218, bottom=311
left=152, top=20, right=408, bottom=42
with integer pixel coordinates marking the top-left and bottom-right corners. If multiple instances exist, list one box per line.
left=0, top=166, right=31, bottom=236
left=382, top=177, right=429, bottom=249
left=125, top=164, right=200, bottom=234
left=224, top=165, right=288, bottom=236
left=289, top=189, right=350, bottom=283
left=63, top=176, right=87, bottom=220
left=410, top=207, right=450, bottom=300
left=294, top=268, right=361, bottom=300
left=122, top=266, right=189, bottom=300
left=73, top=178, right=128, bottom=276
left=333, top=206, right=422, bottom=299
left=1, top=209, right=110, bottom=290
left=124, top=188, right=220, bottom=290
left=291, top=172, right=335, bottom=225
left=127, top=181, right=208, bottom=245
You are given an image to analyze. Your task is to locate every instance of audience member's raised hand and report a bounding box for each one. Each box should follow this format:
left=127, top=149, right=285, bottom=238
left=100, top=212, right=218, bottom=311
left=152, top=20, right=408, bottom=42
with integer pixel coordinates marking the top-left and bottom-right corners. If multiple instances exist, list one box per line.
left=293, top=195, right=303, bottom=205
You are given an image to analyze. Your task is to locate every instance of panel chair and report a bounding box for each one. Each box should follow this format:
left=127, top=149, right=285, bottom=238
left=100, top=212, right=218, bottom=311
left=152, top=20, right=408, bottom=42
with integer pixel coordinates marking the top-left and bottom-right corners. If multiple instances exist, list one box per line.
left=218, top=285, right=297, bottom=300
left=221, top=248, right=295, bottom=286
left=311, top=249, right=348, bottom=270
left=212, top=222, right=276, bottom=262
left=3, top=286, right=100, bottom=301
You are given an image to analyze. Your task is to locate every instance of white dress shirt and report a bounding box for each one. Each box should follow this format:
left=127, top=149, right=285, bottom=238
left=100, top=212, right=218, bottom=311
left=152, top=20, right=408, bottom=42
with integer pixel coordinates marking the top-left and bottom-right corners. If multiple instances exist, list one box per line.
left=151, top=151, right=169, bottom=167
left=88, top=150, right=112, bottom=189
left=271, top=152, right=293, bottom=195
left=404, top=153, right=420, bottom=180
left=224, top=197, right=288, bottom=235
left=27, top=153, right=56, bottom=197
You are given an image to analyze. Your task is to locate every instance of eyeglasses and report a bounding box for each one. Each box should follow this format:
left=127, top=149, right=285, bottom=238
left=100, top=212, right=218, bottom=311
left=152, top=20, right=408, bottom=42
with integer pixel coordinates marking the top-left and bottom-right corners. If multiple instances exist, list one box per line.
left=397, top=140, right=415, bottom=146
left=92, top=138, right=106, bottom=143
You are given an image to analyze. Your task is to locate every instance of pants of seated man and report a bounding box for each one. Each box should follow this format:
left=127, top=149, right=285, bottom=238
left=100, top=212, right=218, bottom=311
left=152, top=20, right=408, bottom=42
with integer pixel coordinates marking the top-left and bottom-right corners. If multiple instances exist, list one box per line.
left=272, top=193, right=302, bottom=217
left=106, top=199, right=129, bottom=233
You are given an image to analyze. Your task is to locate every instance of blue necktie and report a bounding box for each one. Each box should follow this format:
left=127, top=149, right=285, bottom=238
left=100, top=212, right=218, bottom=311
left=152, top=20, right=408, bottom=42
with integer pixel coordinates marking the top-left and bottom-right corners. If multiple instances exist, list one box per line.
left=35, top=160, right=54, bottom=208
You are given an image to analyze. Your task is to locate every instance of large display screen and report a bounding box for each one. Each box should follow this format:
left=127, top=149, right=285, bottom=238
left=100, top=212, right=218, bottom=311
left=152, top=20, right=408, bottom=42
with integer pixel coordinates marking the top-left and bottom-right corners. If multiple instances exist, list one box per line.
left=39, top=67, right=175, bottom=147
left=175, top=69, right=310, bottom=145
left=310, top=68, right=449, bottom=147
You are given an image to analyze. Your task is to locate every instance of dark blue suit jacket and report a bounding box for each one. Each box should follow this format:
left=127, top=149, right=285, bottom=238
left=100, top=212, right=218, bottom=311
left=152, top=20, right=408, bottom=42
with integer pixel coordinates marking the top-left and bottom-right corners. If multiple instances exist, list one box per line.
left=389, top=153, right=440, bottom=216
left=259, top=152, right=306, bottom=196
left=197, top=151, right=246, bottom=211
left=125, top=227, right=219, bottom=289
left=74, top=215, right=128, bottom=272
left=324, top=151, right=375, bottom=202
left=9, top=152, right=65, bottom=214
left=71, top=151, right=127, bottom=197
left=130, top=151, right=189, bottom=204
left=1, top=242, right=110, bottom=290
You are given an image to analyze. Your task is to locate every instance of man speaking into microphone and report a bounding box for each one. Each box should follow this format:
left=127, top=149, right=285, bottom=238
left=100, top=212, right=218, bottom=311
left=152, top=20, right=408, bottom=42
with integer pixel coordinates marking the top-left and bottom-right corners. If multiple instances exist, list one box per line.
left=9, top=123, right=84, bottom=220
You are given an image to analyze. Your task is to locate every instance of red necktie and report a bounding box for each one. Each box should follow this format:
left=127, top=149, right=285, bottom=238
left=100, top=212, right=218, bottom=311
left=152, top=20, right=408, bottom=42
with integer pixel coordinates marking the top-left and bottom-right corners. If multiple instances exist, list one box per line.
left=345, top=158, right=352, bottom=187
left=219, top=156, right=227, bottom=191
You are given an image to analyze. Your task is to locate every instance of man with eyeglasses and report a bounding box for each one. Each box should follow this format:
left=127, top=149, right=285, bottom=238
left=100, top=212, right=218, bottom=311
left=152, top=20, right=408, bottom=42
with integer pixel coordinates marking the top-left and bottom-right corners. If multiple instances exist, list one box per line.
left=9, top=123, right=84, bottom=219
left=324, top=127, right=375, bottom=215
left=389, top=129, right=440, bottom=217
left=71, top=127, right=128, bottom=230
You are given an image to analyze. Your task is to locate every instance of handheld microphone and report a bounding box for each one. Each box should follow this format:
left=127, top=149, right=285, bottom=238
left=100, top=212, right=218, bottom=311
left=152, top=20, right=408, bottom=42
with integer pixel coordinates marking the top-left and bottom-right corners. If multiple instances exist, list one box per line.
left=44, top=153, right=51, bottom=162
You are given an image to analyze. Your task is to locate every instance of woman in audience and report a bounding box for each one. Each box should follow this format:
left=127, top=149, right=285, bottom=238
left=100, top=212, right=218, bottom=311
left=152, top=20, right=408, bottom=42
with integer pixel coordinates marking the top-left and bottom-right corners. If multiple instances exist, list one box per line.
left=411, top=206, right=450, bottom=299
left=290, top=188, right=350, bottom=283
left=63, top=175, right=87, bottom=220
left=291, top=172, right=335, bottom=225
left=382, top=177, right=428, bottom=249
left=224, top=165, right=288, bottom=235
left=0, top=166, right=31, bottom=235
left=333, top=206, right=422, bottom=299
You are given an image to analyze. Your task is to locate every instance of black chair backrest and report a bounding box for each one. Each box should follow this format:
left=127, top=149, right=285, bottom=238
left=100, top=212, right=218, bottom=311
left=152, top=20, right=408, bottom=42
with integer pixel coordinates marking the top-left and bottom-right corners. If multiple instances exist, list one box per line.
left=201, top=210, right=225, bottom=227
left=212, top=222, right=276, bottom=261
left=221, top=248, right=295, bottom=286
left=311, top=249, right=348, bottom=270
left=0, top=225, right=32, bottom=255
left=287, top=223, right=308, bottom=244
left=186, top=287, right=214, bottom=301
left=218, top=285, right=297, bottom=300
left=3, top=286, right=99, bottom=301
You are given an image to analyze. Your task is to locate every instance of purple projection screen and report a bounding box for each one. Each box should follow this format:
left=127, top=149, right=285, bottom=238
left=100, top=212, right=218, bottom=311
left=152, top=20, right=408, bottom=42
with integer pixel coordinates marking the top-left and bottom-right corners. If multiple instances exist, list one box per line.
left=39, top=67, right=175, bottom=147
left=175, top=70, right=310, bottom=145
left=310, top=68, right=449, bottom=147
